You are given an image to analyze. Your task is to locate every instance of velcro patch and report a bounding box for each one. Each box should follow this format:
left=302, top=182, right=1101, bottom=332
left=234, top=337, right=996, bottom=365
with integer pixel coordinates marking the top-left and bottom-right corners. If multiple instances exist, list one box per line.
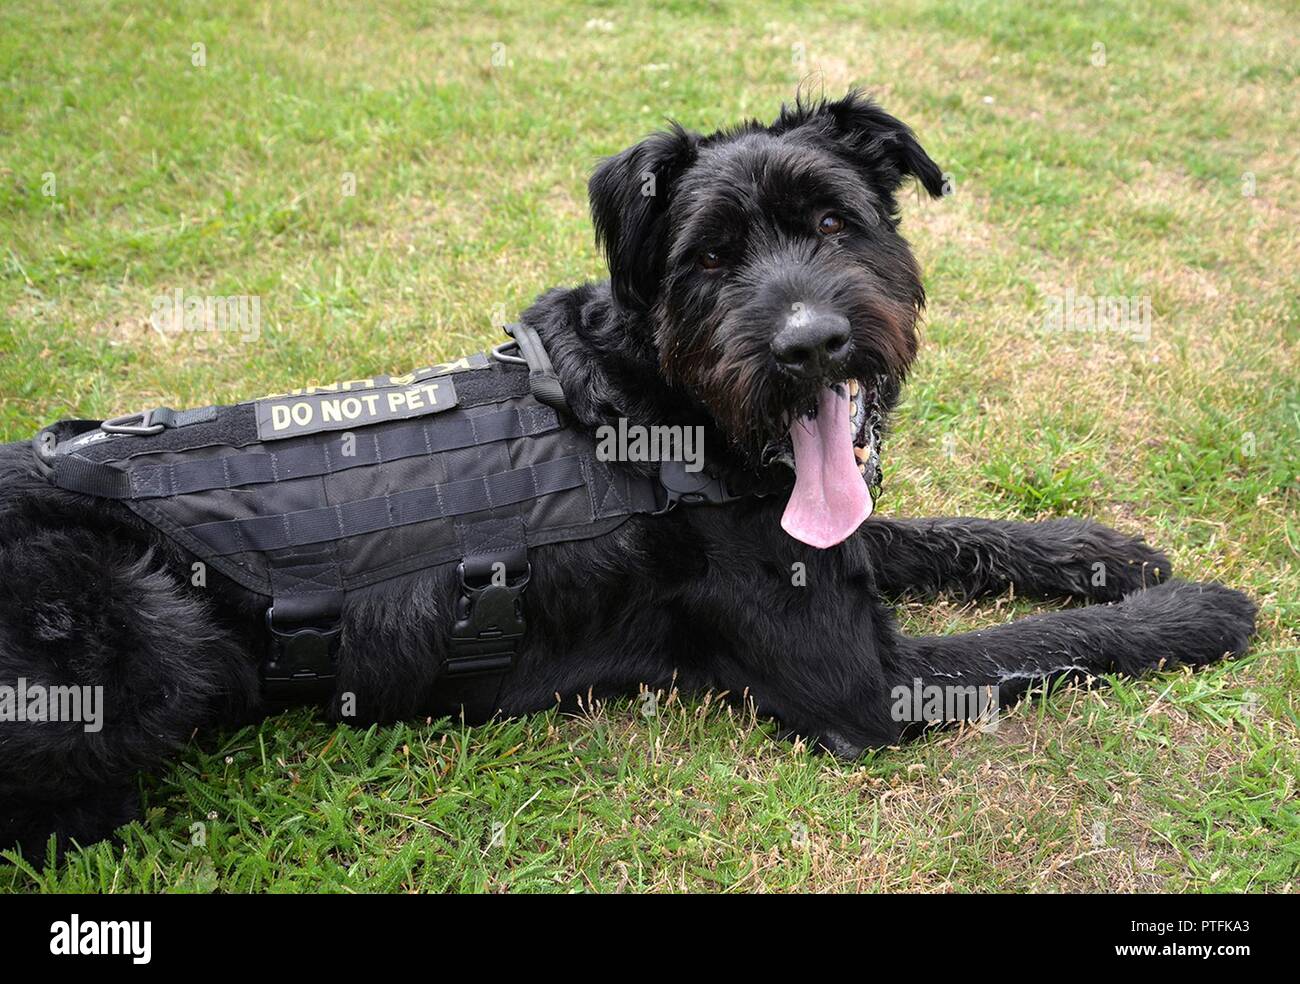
left=255, top=378, right=459, bottom=440
left=253, top=353, right=488, bottom=403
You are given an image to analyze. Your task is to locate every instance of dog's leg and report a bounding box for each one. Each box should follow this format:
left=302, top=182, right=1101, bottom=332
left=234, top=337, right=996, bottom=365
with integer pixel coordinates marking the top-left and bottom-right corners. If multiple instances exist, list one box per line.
left=700, top=579, right=1250, bottom=757
left=0, top=527, right=257, bottom=856
left=861, top=517, right=1171, bottom=602
left=875, top=579, right=1256, bottom=744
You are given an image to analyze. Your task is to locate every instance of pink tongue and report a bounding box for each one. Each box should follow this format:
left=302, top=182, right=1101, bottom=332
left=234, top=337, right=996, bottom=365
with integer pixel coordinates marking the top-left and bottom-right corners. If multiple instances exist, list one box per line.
left=780, top=386, right=873, bottom=548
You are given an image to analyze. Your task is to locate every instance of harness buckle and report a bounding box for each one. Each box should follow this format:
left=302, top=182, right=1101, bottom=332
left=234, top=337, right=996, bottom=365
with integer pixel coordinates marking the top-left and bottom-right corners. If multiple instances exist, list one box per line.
left=263, top=607, right=341, bottom=701
left=446, top=562, right=530, bottom=677
left=654, top=458, right=794, bottom=514
left=653, top=458, right=738, bottom=514
left=101, top=410, right=164, bottom=436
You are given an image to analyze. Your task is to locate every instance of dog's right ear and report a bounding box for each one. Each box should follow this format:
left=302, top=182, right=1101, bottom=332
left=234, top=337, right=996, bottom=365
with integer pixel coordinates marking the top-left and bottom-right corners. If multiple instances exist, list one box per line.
left=589, top=124, right=700, bottom=311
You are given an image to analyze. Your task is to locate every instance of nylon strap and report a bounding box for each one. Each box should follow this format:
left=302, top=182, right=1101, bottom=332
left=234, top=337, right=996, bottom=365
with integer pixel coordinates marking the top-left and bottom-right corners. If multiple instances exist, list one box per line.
left=186, top=454, right=588, bottom=555
left=128, top=404, right=559, bottom=498
left=437, top=519, right=531, bottom=721
left=263, top=552, right=345, bottom=704
left=44, top=453, right=132, bottom=498
left=150, top=406, right=220, bottom=428
left=47, top=403, right=560, bottom=501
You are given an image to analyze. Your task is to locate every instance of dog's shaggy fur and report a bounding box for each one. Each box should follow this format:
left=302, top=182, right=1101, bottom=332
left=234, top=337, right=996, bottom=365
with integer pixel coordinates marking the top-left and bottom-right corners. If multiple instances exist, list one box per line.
left=0, top=92, right=1257, bottom=855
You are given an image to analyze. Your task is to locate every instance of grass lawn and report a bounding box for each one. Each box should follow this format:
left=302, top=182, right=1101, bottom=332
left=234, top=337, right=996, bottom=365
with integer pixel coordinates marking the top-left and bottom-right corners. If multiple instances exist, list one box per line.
left=0, top=0, right=1296, bottom=892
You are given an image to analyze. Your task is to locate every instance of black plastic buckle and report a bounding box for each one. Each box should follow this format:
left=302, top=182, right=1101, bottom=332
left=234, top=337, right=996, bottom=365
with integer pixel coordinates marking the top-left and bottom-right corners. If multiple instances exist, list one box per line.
left=653, top=458, right=739, bottom=514
left=446, top=562, right=529, bottom=677
left=263, top=607, right=341, bottom=701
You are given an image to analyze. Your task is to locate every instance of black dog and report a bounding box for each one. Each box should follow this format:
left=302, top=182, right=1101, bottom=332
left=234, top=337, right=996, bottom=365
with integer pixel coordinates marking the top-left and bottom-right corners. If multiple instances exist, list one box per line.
left=0, top=91, right=1257, bottom=855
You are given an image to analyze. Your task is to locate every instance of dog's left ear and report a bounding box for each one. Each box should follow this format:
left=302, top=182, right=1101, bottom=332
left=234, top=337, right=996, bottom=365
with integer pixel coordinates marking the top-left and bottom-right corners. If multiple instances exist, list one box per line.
left=589, top=123, right=700, bottom=311
left=790, top=90, right=946, bottom=201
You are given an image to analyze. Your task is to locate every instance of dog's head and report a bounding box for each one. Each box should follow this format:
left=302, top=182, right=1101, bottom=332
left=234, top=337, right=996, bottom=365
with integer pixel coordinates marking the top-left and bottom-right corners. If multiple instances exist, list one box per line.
left=589, top=90, right=945, bottom=547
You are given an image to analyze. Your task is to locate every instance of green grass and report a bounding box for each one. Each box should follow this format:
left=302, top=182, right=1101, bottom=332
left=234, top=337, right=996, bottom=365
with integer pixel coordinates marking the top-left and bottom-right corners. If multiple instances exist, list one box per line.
left=1, top=0, right=1297, bottom=892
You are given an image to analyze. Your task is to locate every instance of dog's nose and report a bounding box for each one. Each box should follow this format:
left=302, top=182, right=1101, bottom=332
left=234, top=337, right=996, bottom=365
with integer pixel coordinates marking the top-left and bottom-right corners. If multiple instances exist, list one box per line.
left=771, top=312, right=851, bottom=378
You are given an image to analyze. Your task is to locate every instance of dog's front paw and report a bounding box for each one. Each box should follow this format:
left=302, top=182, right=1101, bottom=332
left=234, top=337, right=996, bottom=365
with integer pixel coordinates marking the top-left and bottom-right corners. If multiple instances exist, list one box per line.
left=1043, top=519, right=1171, bottom=601
left=1120, top=579, right=1258, bottom=668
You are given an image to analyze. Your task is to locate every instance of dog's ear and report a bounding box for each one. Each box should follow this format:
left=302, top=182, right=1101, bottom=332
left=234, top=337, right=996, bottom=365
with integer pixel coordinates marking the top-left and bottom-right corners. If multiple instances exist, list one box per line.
left=589, top=123, right=700, bottom=310
left=783, top=89, right=946, bottom=201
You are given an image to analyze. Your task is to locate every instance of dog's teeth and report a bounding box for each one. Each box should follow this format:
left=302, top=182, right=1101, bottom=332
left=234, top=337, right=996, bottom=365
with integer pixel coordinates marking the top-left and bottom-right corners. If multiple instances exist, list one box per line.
left=858, top=462, right=867, bottom=474
left=849, top=379, right=859, bottom=397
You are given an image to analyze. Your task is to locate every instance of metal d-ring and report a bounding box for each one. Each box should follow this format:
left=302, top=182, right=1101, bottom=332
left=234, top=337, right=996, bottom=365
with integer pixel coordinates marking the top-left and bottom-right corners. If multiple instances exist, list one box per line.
left=101, top=410, right=164, bottom=436
left=490, top=340, right=527, bottom=365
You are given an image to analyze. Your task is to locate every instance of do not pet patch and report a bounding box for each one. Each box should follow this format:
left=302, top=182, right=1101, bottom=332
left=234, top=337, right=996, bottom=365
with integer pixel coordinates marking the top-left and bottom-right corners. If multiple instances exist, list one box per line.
left=254, top=378, right=459, bottom=440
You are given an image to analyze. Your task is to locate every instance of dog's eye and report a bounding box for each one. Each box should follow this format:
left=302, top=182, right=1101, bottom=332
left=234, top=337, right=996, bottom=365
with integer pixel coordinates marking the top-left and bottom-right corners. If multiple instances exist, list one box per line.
left=697, top=250, right=724, bottom=271
left=817, top=212, right=846, bottom=236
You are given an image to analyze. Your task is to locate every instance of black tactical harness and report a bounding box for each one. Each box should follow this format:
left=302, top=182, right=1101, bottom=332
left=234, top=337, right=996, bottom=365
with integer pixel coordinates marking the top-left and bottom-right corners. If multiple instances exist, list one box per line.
left=32, top=324, right=785, bottom=706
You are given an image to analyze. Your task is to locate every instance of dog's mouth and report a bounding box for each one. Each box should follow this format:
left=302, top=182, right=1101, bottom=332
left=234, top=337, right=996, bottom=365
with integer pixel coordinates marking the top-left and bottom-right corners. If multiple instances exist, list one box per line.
left=761, top=379, right=885, bottom=549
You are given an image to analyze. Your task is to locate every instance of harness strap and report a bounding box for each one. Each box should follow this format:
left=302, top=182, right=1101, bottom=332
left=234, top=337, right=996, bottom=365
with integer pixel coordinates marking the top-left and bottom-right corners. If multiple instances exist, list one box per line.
left=653, top=458, right=792, bottom=513
left=438, top=534, right=530, bottom=721
left=42, top=404, right=561, bottom=502
left=101, top=405, right=220, bottom=435
left=505, top=321, right=568, bottom=414
left=40, top=450, right=132, bottom=498
left=263, top=553, right=345, bottom=704
left=187, top=454, right=588, bottom=555
left=131, top=404, right=559, bottom=499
